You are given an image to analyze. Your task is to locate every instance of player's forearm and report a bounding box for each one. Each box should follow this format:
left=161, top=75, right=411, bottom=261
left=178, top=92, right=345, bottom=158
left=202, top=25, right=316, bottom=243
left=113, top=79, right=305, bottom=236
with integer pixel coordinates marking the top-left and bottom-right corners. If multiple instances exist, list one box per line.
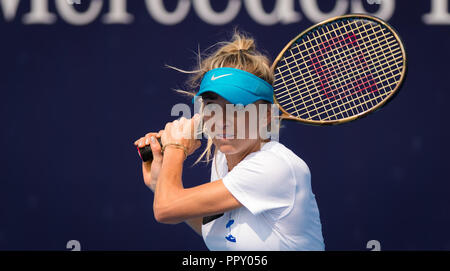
left=153, top=147, right=186, bottom=223
left=142, top=161, right=156, bottom=192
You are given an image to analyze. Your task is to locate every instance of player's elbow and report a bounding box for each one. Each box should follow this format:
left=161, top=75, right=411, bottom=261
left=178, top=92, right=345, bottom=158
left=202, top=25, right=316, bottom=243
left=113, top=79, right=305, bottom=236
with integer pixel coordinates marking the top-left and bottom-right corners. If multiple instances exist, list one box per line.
left=153, top=204, right=183, bottom=224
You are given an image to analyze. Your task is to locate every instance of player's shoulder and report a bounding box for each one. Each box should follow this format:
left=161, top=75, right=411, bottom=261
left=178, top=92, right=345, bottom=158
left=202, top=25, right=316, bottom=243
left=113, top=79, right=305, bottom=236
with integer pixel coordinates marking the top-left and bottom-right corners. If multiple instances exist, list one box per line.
left=258, top=141, right=311, bottom=177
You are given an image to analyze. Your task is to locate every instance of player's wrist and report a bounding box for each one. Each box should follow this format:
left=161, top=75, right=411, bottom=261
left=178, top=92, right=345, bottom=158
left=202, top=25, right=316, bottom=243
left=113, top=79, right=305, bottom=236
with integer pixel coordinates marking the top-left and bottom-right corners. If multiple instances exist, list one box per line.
left=162, top=143, right=187, bottom=160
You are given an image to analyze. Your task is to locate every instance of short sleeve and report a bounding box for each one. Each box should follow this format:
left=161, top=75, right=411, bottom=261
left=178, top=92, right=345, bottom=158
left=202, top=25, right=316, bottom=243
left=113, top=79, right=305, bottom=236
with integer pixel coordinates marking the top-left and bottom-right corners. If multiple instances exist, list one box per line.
left=222, top=151, right=297, bottom=219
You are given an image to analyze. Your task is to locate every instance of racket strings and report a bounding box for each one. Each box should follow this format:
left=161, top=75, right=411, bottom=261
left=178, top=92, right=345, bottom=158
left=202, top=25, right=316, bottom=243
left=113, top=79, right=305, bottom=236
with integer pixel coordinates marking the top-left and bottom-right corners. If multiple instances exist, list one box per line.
left=274, top=25, right=388, bottom=89
left=275, top=32, right=401, bottom=100
left=280, top=42, right=402, bottom=111
left=322, top=23, right=403, bottom=119
left=275, top=22, right=399, bottom=77
left=275, top=20, right=376, bottom=119
left=278, top=21, right=401, bottom=119
left=274, top=18, right=405, bottom=122
left=298, top=23, right=400, bottom=119
left=278, top=21, right=402, bottom=93
left=284, top=22, right=402, bottom=120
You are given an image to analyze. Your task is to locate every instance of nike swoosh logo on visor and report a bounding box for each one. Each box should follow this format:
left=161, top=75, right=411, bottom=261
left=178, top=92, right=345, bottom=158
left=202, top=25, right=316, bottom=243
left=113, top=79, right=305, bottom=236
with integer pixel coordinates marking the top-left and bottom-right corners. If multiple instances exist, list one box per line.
left=211, top=73, right=232, bottom=80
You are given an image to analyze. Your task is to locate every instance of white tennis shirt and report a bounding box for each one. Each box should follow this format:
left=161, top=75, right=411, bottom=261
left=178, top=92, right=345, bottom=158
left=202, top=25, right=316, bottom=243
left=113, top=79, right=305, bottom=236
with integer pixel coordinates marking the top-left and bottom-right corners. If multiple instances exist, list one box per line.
left=201, top=141, right=325, bottom=251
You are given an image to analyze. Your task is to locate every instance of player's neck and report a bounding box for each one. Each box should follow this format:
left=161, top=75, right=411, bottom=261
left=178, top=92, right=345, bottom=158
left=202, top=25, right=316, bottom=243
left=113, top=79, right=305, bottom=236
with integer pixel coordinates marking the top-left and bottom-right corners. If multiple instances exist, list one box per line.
left=225, top=141, right=262, bottom=171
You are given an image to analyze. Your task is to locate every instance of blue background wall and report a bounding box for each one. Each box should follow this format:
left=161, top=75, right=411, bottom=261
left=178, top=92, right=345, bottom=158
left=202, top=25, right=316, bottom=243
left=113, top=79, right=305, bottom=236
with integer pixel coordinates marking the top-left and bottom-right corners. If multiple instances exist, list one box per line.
left=1, top=0, right=449, bottom=250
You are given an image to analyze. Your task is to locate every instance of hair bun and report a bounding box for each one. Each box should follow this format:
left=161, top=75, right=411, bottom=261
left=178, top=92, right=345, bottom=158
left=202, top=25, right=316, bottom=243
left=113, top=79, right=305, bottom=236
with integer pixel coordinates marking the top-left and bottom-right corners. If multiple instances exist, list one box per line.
left=219, top=33, right=256, bottom=55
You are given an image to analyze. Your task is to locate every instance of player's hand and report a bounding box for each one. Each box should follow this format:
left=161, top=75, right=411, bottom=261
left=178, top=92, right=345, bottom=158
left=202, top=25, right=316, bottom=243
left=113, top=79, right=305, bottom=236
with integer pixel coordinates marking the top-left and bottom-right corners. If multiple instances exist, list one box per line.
left=161, top=114, right=201, bottom=157
left=134, top=131, right=163, bottom=192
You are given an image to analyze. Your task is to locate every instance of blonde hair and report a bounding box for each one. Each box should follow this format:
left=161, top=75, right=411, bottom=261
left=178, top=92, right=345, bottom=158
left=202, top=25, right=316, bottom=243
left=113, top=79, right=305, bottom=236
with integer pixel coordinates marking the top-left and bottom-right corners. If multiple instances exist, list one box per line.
left=168, top=30, right=273, bottom=164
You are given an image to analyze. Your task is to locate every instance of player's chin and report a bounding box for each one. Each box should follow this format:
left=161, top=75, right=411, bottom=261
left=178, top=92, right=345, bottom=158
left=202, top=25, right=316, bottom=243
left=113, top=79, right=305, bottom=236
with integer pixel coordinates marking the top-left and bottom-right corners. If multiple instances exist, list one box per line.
left=213, top=137, right=241, bottom=153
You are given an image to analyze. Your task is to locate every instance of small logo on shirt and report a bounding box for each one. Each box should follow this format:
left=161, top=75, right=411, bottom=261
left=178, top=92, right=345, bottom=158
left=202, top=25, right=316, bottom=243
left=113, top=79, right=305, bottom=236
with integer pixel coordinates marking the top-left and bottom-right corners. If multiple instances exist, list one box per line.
left=225, top=219, right=236, bottom=243
left=211, top=74, right=232, bottom=80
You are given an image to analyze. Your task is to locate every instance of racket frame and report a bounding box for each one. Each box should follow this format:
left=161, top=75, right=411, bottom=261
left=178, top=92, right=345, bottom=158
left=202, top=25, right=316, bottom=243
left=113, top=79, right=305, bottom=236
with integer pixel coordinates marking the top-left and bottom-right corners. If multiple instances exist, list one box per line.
left=271, top=14, right=407, bottom=126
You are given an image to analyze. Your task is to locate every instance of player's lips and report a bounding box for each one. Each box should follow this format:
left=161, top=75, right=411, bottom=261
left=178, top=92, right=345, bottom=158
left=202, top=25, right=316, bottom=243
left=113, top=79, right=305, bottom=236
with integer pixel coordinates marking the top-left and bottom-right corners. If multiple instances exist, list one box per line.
left=214, top=133, right=235, bottom=139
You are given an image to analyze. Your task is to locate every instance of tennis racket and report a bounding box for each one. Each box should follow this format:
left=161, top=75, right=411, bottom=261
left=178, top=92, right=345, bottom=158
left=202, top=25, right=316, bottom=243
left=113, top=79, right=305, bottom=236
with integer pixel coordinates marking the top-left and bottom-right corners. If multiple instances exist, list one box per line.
left=272, top=14, right=406, bottom=125
left=138, top=14, right=407, bottom=161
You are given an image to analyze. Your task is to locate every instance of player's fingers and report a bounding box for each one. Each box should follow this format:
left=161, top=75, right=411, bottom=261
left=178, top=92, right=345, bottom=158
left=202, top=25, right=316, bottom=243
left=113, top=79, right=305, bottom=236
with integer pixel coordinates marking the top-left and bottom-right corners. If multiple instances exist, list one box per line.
left=135, top=132, right=158, bottom=147
left=143, top=133, right=155, bottom=146
left=166, top=121, right=181, bottom=142
left=161, top=123, right=172, bottom=145
left=145, top=132, right=158, bottom=138
left=136, top=137, right=146, bottom=148
left=179, top=117, right=191, bottom=138
left=134, top=138, right=140, bottom=146
left=149, top=136, right=162, bottom=162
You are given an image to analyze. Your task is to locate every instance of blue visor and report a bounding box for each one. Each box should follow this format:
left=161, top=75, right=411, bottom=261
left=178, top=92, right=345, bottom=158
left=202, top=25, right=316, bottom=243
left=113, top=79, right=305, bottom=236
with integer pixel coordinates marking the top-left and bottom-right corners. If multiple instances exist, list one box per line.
left=192, top=67, right=274, bottom=105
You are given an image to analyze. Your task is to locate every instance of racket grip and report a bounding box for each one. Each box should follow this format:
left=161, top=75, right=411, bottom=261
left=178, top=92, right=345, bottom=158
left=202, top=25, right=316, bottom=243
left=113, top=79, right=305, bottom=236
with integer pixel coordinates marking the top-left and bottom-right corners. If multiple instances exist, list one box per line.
left=137, top=138, right=162, bottom=162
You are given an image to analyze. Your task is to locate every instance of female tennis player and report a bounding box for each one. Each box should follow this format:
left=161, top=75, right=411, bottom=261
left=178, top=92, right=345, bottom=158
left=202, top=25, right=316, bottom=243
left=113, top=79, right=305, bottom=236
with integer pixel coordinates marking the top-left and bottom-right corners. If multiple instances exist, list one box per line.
left=134, top=32, right=324, bottom=251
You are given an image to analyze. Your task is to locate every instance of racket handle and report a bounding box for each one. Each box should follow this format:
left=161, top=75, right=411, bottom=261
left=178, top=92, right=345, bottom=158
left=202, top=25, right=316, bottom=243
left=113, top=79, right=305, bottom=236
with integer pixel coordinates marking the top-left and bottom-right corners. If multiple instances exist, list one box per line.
left=137, top=138, right=162, bottom=162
